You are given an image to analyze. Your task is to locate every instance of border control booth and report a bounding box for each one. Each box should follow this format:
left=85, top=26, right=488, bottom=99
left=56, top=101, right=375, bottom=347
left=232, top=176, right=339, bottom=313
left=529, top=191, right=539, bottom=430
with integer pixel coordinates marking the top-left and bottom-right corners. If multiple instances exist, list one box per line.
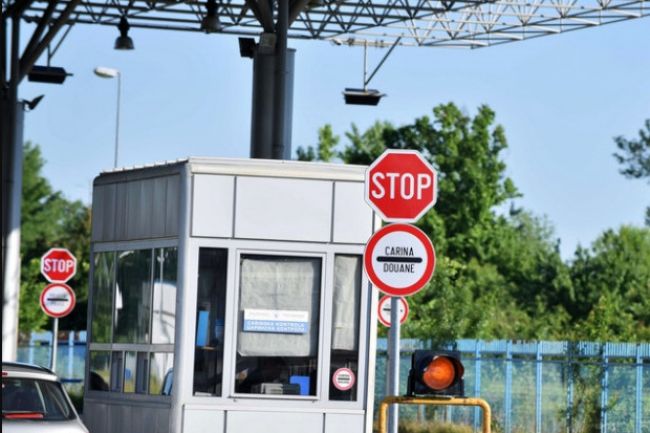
left=83, top=158, right=379, bottom=433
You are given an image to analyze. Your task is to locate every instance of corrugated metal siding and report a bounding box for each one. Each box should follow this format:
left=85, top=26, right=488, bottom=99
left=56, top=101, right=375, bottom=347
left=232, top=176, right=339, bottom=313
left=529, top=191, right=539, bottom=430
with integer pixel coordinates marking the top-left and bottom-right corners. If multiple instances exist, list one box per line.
left=91, top=175, right=180, bottom=242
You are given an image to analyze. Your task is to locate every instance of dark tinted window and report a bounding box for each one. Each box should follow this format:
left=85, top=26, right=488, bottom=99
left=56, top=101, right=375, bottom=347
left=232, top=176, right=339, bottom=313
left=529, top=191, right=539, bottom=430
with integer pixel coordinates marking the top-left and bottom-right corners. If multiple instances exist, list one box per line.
left=2, top=378, right=75, bottom=421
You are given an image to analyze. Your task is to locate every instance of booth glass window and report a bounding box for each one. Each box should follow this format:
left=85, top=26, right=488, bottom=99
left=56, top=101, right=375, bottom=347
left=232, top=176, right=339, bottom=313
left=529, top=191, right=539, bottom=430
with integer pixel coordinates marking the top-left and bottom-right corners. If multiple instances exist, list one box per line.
left=152, top=248, right=178, bottom=344
left=88, top=351, right=110, bottom=391
left=235, top=255, right=322, bottom=397
left=114, top=250, right=153, bottom=344
left=88, top=246, right=176, bottom=396
left=91, top=252, right=115, bottom=343
left=193, top=248, right=228, bottom=396
left=150, top=353, right=174, bottom=395
left=329, top=255, right=362, bottom=401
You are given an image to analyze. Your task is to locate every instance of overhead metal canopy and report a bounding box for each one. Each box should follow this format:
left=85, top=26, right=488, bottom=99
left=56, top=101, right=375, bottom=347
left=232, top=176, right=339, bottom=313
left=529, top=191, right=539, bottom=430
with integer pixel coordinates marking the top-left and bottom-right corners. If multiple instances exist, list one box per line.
left=5, top=0, right=649, bottom=48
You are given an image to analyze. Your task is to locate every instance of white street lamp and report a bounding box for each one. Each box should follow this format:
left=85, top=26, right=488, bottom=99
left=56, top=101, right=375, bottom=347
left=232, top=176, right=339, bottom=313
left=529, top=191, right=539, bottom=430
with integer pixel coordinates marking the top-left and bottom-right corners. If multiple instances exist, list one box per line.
left=94, top=66, right=121, bottom=168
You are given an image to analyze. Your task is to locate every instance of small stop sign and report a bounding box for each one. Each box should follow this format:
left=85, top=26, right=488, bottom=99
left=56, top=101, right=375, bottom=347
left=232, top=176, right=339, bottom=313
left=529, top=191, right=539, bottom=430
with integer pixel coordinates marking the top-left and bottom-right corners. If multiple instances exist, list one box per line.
left=365, top=150, right=437, bottom=222
left=41, top=248, right=77, bottom=283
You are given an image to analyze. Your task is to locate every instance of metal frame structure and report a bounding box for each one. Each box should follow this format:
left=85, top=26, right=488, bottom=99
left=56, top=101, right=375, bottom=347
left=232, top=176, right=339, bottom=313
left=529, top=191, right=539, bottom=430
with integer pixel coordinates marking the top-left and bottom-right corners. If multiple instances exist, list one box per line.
left=3, top=0, right=647, bottom=48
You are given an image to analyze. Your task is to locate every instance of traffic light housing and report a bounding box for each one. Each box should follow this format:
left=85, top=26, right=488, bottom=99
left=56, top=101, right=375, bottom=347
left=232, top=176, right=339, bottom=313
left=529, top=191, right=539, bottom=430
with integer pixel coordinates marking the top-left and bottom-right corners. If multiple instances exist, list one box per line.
left=407, top=350, right=464, bottom=397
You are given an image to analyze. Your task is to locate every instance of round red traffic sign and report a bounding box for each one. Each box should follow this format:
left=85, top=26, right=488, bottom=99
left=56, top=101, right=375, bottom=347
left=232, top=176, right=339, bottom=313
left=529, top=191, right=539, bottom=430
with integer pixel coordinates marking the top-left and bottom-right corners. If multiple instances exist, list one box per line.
left=365, top=149, right=437, bottom=223
left=40, top=283, right=76, bottom=318
left=332, top=367, right=356, bottom=391
left=41, top=248, right=77, bottom=283
left=377, top=296, right=409, bottom=327
left=364, top=223, right=435, bottom=296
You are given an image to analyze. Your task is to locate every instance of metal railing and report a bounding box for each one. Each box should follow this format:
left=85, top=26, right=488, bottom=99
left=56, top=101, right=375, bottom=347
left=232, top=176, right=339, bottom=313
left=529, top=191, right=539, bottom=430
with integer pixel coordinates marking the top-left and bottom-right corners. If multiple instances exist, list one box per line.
left=376, top=339, right=650, bottom=433
left=15, top=334, right=649, bottom=432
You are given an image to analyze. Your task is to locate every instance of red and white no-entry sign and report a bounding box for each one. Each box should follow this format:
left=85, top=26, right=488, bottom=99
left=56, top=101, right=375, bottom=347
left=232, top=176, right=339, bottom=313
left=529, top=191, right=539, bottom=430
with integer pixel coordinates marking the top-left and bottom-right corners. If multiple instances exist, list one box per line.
left=364, top=223, right=435, bottom=297
left=365, top=149, right=437, bottom=223
left=40, top=283, right=76, bottom=318
left=41, top=248, right=77, bottom=283
left=377, top=296, right=409, bottom=327
left=332, top=367, right=356, bottom=391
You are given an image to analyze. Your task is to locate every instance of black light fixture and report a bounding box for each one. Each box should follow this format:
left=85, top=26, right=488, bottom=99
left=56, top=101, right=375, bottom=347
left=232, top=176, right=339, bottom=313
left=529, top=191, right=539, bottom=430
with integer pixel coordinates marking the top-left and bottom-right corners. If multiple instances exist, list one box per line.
left=115, top=16, right=134, bottom=50
left=238, top=37, right=256, bottom=58
left=27, top=66, right=71, bottom=84
left=201, top=0, right=222, bottom=33
left=22, top=95, right=45, bottom=111
left=343, top=88, right=385, bottom=106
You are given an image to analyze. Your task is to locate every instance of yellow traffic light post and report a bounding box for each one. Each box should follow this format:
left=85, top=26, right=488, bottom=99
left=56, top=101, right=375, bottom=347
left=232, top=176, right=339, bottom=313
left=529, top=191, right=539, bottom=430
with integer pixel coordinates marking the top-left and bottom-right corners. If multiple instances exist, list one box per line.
left=378, top=396, right=492, bottom=433
left=377, top=350, right=492, bottom=433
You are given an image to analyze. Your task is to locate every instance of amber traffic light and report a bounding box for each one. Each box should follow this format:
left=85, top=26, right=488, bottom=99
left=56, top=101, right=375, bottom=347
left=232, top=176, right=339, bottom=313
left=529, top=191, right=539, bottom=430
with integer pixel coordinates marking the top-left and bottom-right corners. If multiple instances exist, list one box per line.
left=407, top=350, right=464, bottom=396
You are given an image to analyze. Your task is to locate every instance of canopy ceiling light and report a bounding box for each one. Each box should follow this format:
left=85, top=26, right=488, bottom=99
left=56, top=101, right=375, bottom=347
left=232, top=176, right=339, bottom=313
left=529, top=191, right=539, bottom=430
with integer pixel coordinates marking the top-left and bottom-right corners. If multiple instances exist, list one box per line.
left=115, top=16, right=134, bottom=50
left=201, top=0, right=222, bottom=33
left=27, top=66, right=71, bottom=84
left=343, top=88, right=384, bottom=106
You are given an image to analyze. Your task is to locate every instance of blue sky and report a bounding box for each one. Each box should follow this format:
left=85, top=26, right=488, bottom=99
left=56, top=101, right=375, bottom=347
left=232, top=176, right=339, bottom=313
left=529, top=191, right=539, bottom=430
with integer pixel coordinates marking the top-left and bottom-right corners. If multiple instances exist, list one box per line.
left=20, top=17, right=649, bottom=258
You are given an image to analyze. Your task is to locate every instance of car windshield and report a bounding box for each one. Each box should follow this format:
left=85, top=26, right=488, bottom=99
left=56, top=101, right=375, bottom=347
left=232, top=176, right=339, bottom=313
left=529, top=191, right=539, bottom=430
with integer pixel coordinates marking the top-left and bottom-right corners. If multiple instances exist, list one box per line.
left=2, top=377, right=75, bottom=421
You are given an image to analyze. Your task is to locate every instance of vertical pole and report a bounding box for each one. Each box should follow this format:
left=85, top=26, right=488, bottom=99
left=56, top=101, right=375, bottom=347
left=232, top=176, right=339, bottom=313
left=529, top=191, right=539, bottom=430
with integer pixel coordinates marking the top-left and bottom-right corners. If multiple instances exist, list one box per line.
left=2, top=16, right=22, bottom=362
left=474, top=340, right=482, bottom=433
left=600, top=344, right=609, bottom=433
left=114, top=72, right=121, bottom=168
left=566, top=345, right=574, bottom=433
left=535, top=342, right=543, bottom=433
left=51, top=318, right=59, bottom=372
left=271, top=0, right=289, bottom=160
left=634, top=344, right=642, bottom=433
left=388, top=296, right=401, bottom=433
left=504, top=341, right=512, bottom=433
left=68, top=331, right=74, bottom=380
left=363, top=41, right=368, bottom=91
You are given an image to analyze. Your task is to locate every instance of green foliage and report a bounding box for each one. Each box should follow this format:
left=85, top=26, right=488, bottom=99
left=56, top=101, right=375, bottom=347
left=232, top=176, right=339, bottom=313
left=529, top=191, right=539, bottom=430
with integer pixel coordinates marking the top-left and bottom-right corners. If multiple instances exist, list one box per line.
left=397, top=421, right=472, bottom=433
left=309, top=103, right=649, bottom=343
left=613, top=119, right=650, bottom=225
left=569, top=226, right=650, bottom=341
left=19, top=142, right=91, bottom=333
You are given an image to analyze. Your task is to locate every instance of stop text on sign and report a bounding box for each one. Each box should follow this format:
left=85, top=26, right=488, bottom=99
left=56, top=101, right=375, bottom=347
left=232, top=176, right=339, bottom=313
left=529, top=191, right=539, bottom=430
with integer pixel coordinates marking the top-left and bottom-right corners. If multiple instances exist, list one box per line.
left=365, top=149, right=437, bottom=223
left=40, top=248, right=77, bottom=283
left=369, top=172, right=432, bottom=200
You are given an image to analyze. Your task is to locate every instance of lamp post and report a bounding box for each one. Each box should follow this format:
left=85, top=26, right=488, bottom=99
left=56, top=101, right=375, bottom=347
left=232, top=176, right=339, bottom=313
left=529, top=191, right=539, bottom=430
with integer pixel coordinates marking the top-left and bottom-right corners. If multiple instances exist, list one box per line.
left=93, top=66, right=121, bottom=168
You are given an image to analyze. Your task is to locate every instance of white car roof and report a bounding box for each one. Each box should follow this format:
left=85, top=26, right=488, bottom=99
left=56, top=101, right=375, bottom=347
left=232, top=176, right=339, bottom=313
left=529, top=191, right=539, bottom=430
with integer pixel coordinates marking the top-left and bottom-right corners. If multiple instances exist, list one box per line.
left=2, top=362, right=58, bottom=381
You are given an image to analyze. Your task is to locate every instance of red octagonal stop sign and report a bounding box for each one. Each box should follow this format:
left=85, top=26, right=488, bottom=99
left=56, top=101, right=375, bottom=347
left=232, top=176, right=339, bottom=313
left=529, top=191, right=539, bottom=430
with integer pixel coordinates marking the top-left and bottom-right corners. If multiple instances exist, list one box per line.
left=41, top=248, right=77, bottom=283
left=365, top=150, right=438, bottom=222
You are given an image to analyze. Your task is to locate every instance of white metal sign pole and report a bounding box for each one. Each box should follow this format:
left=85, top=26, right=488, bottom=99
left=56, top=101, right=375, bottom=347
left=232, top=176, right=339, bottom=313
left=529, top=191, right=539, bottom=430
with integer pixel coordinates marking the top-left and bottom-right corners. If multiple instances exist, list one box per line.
left=388, top=296, right=401, bottom=433
left=51, top=317, right=58, bottom=371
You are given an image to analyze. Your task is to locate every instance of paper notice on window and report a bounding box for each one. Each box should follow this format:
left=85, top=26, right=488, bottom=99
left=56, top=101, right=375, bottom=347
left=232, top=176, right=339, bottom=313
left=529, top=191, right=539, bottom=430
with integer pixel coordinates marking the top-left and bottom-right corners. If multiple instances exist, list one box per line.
left=243, top=309, right=309, bottom=334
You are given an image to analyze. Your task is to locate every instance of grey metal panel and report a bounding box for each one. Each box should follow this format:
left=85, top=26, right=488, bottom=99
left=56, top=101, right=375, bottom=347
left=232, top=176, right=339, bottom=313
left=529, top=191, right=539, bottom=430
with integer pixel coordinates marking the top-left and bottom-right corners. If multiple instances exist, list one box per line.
left=191, top=174, right=234, bottom=238
left=101, top=184, right=117, bottom=241
left=115, top=182, right=129, bottom=241
left=183, top=408, right=225, bottom=433
left=126, top=180, right=143, bottom=239
left=325, top=413, right=365, bottom=433
left=235, top=177, right=332, bottom=242
left=226, top=411, right=323, bottom=433
left=82, top=401, right=109, bottom=433
left=165, top=175, right=180, bottom=237
left=91, top=185, right=105, bottom=242
left=152, top=176, right=169, bottom=237
left=332, top=182, right=373, bottom=244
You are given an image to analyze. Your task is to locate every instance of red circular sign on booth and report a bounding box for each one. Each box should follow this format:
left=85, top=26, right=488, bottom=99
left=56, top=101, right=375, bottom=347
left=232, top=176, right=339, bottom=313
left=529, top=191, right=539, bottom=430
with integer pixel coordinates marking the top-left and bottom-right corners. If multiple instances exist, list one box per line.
left=365, top=150, right=437, bottom=223
left=332, top=368, right=356, bottom=391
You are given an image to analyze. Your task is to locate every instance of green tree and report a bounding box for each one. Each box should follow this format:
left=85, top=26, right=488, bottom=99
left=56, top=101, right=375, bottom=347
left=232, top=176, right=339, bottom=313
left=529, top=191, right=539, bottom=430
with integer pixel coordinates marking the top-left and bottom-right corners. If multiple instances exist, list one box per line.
left=569, top=226, right=650, bottom=341
left=613, top=119, right=650, bottom=224
left=20, top=142, right=91, bottom=333
left=296, top=124, right=340, bottom=162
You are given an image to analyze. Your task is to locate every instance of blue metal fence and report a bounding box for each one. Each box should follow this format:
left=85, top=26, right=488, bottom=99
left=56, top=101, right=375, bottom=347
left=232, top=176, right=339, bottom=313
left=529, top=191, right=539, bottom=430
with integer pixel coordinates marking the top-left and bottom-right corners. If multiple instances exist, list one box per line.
left=16, top=335, right=649, bottom=432
left=376, top=339, right=650, bottom=433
